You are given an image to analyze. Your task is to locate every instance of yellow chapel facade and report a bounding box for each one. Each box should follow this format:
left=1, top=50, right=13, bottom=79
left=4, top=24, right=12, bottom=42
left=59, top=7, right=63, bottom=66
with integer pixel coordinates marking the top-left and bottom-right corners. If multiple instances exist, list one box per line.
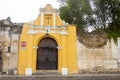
left=18, top=4, right=78, bottom=75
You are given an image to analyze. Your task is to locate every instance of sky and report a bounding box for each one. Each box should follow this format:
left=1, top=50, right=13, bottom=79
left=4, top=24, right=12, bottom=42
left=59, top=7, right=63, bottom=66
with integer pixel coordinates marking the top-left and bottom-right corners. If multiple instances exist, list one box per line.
left=0, top=0, right=60, bottom=23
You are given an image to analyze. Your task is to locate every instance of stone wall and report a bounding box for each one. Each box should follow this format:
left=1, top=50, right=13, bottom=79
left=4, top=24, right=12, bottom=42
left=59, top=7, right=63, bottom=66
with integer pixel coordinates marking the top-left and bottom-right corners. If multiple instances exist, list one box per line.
left=1, top=28, right=120, bottom=74
left=9, top=34, right=19, bottom=70
left=0, top=29, right=19, bottom=72
left=77, top=37, right=120, bottom=73
left=0, top=19, right=22, bottom=74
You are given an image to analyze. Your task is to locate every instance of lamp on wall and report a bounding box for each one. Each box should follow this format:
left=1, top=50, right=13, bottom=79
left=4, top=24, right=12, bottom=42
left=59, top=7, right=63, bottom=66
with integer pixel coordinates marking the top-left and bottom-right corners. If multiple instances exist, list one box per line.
left=45, top=26, right=50, bottom=37
left=45, top=29, right=49, bottom=37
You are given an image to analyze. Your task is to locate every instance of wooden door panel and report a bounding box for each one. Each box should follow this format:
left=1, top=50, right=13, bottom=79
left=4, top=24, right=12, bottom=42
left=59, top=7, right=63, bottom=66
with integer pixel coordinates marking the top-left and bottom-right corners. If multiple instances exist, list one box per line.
left=36, top=38, right=58, bottom=70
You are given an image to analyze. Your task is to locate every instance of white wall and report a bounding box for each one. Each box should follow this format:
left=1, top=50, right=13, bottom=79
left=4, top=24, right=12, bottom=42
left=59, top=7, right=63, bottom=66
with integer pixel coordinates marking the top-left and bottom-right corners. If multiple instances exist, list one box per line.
left=77, top=37, right=120, bottom=73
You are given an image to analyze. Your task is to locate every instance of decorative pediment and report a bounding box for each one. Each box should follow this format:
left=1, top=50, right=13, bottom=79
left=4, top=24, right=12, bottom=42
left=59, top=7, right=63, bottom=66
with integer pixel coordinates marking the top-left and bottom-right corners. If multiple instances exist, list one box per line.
left=39, top=4, right=57, bottom=12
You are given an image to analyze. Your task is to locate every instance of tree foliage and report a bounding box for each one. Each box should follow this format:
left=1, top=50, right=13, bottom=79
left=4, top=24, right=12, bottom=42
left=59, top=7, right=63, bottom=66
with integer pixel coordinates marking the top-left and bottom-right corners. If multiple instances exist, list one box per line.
left=89, top=0, right=120, bottom=42
left=59, top=0, right=120, bottom=42
left=59, top=0, right=92, bottom=31
left=105, top=0, right=120, bottom=42
left=87, top=0, right=111, bottom=29
left=59, top=6, right=73, bottom=24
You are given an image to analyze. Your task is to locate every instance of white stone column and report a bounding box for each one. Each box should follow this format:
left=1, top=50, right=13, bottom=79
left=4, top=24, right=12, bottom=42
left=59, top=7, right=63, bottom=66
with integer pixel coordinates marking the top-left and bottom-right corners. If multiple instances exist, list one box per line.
left=53, top=12, right=56, bottom=26
left=118, top=38, right=120, bottom=47
left=111, top=39, right=118, bottom=59
left=41, top=12, right=44, bottom=26
left=118, top=38, right=120, bottom=59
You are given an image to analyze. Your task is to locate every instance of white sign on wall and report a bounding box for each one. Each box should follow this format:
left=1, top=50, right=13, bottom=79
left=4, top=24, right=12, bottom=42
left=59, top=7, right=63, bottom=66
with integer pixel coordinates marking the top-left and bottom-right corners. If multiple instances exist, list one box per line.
left=61, top=68, right=68, bottom=75
left=25, top=68, right=32, bottom=76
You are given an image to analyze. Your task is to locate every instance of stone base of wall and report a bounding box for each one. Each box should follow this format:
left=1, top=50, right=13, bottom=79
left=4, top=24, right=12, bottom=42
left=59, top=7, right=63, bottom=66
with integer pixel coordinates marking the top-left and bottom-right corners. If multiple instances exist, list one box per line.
left=2, top=52, right=18, bottom=73
left=77, top=38, right=120, bottom=73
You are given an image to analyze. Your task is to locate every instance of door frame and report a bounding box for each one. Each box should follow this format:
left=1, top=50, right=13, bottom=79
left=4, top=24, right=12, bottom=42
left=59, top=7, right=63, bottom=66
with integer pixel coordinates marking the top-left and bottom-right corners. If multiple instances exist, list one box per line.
left=36, top=37, right=58, bottom=70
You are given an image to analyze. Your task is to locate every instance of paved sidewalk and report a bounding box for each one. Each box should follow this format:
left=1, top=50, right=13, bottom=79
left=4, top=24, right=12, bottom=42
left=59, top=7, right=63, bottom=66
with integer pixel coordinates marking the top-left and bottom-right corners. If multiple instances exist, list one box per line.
left=0, top=74, right=120, bottom=80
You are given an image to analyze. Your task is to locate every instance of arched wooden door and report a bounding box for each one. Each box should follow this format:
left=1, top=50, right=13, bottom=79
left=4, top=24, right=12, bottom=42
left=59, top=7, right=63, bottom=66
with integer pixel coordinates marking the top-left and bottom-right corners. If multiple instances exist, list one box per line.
left=36, top=37, right=58, bottom=70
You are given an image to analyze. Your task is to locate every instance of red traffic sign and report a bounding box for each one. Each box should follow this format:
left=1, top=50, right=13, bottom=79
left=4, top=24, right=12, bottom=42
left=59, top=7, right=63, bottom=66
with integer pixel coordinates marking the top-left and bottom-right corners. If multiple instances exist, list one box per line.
left=21, top=41, right=26, bottom=47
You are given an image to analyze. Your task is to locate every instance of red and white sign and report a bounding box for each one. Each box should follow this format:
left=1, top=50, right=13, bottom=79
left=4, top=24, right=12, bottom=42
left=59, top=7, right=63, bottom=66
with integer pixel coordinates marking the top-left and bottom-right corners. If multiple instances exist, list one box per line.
left=21, top=41, right=26, bottom=47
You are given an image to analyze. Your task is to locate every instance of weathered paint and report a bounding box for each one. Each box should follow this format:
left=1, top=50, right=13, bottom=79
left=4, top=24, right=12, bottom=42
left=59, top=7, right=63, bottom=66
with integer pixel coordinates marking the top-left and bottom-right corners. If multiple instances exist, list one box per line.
left=17, top=4, right=78, bottom=75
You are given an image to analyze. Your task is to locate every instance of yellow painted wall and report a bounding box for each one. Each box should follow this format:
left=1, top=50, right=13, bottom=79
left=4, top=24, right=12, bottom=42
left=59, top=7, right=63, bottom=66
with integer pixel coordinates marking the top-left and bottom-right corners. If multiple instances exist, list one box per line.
left=34, top=14, right=41, bottom=26
left=56, top=15, right=62, bottom=26
left=68, top=25, right=78, bottom=73
left=18, top=4, right=78, bottom=75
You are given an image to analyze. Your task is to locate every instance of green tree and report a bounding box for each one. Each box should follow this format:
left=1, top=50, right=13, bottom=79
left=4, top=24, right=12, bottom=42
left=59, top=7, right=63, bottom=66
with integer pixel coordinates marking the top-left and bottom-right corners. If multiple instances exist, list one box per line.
left=59, top=6, right=73, bottom=24
left=59, top=0, right=92, bottom=31
left=86, top=0, right=113, bottom=30
left=105, top=0, right=120, bottom=42
left=59, top=0, right=120, bottom=42
left=87, top=0, right=120, bottom=42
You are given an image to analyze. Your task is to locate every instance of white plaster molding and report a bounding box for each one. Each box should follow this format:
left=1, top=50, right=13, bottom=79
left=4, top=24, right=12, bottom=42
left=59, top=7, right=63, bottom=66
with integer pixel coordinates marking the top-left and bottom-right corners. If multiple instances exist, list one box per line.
left=41, top=13, right=44, bottom=26
left=29, top=26, right=45, bottom=28
left=33, top=46, right=38, bottom=49
left=27, top=30, right=68, bottom=35
left=57, top=46, right=62, bottom=49
left=29, top=26, right=67, bottom=29
left=53, top=12, right=56, bottom=26
left=60, top=31, right=68, bottom=35
left=44, top=12, right=53, bottom=14
left=27, top=30, right=35, bottom=34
